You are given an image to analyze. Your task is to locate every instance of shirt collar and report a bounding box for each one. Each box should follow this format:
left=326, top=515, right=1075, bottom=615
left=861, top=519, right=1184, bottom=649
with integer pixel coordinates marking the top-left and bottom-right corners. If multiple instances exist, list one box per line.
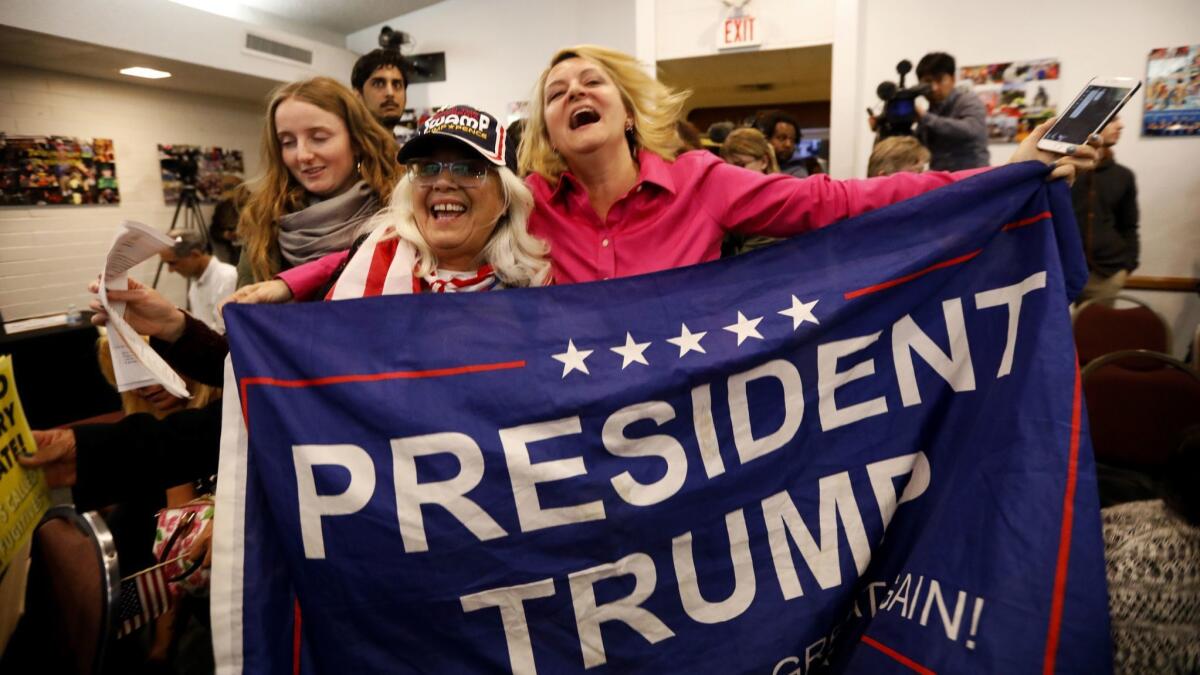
left=636, top=150, right=676, bottom=194
left=549, top=149, right=678, bottom=202
left=193, top=258, right=214, bottom=286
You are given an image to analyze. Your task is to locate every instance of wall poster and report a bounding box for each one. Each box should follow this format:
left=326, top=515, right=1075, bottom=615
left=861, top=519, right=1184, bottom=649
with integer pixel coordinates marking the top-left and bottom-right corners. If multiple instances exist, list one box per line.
left=1144, top=45, right=1200, bottom=137
left=0, top=134, right=119, bottom=206
left=158, top=144, right=245, bottom=204
left=959, top=58, right=1061, bottom=144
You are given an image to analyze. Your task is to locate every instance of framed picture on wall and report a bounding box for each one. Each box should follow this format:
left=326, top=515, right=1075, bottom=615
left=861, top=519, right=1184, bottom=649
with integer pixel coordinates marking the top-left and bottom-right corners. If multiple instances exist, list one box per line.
left=0, top=134, right=120, bottom=206
left=959, top=58, right=1061, bottom=144
left=158, top=144, right=245, bottom=204
left=1143, top=45, right=1200, bottom=137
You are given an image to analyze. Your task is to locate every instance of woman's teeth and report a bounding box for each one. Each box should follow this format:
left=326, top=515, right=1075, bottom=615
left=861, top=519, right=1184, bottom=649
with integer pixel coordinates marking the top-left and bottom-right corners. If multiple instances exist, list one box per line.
left=432, top=203, right=466, bottom=219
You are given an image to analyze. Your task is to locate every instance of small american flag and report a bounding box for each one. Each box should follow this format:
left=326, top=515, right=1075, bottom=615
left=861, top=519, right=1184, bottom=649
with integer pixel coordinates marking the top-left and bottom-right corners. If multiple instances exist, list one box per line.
left=115, top=562, right=176, bottom=638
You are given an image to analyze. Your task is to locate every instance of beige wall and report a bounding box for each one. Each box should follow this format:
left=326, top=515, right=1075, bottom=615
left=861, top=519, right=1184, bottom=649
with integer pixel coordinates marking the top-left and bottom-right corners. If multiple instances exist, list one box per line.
left=0, top=66, right=264, bottom=321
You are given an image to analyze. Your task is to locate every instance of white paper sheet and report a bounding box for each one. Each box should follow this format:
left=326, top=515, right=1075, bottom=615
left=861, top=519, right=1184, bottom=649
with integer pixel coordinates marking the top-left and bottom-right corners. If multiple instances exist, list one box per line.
left=100, top=221, right=191, bottom=398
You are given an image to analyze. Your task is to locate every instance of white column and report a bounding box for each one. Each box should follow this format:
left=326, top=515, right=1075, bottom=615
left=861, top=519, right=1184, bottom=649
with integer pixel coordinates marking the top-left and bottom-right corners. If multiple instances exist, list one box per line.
left=829, top=0, right=867, bottom=178
left=635, top=0, right=657, bottom=76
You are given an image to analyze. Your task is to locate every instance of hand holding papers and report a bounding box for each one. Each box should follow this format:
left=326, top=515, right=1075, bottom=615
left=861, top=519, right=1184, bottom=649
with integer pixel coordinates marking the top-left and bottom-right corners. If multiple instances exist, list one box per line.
left=100, top=221, right=189, bottom=399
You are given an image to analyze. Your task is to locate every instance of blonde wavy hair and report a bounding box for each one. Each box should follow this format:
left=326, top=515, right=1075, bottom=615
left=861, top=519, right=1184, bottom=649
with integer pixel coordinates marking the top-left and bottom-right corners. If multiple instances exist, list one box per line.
left=239, top=77, right=402, bottom=282
left=519, top=45, right=691, bottom=182
left=368, top=166, right=551, bottom=288
left=867, top=136, right=931, bottom=178
left=720, top=127, right=780, bottom=174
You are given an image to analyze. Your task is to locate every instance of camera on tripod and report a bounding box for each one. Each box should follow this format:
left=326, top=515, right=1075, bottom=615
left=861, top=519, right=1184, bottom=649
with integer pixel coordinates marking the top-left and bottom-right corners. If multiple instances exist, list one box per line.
left=174, top=148, right=201, bottom=190
left=874, top=60, right=931, bottom=138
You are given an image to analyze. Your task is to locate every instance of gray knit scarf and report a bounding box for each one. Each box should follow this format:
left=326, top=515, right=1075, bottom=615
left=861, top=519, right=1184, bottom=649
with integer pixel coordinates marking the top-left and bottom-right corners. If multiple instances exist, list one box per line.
left=277, top=181, right=379, bottom=267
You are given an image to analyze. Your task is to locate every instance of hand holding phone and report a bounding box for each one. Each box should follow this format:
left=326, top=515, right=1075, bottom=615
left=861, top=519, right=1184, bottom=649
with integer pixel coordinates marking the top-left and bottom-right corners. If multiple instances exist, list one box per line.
left=1036, top=77, right=1141, bottom=154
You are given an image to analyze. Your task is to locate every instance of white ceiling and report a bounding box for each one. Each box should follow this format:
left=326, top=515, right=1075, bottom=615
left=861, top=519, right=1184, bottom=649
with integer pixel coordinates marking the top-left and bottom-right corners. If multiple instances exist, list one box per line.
left=0, top=25, right=280, bottom=103
left=238, top=0, right=444, bottom=36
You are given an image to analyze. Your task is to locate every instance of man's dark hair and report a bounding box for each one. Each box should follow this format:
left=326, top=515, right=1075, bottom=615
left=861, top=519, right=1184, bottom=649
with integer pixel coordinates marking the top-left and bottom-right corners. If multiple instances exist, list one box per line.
left=758, top=110, right=801, bottom=140
left=351, top=49, right=409, bottom=93
left=167, top=228, right=208, bottom=256
left=706, top=121, right=735, bottom=144
left=916, top=52, right=956, bottom=80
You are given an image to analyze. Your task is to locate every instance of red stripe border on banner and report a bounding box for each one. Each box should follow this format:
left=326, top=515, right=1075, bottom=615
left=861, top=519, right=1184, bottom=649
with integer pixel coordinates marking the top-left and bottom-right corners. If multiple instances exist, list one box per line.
left=844, top=211, right=1053, bottom=300
left=239, top=359, right=527, bottom=426
left=1042, top=363, right=1083, bottom=674
left=861, top=634, right=937, bottom=674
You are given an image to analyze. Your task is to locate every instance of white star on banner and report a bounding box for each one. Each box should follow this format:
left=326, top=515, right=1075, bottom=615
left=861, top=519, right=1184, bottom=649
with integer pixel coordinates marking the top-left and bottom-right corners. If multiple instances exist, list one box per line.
left=610, top=332, right=651, bottom=369
left=724, top=311, right=764, bottom=346
left=552, top=339, right=593, bottom=378
left=778, top=296, right=820, bottom=330
left=666, top=323, right=707, bottom=357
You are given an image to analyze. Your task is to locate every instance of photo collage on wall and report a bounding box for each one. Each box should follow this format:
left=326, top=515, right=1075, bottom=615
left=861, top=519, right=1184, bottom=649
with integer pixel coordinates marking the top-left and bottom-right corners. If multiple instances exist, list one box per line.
left=158, top=144, right=245, bottom=204
left=0, top=134, right=119, bottom=206
left=959, top=58, right=1061, bottom=144
left=1144, top=45, right=1200, bottom=137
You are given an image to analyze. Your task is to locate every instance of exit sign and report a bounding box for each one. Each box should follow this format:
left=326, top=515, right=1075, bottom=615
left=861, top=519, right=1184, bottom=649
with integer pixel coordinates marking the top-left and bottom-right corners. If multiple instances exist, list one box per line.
left=717, top=13, right=760, bottom=50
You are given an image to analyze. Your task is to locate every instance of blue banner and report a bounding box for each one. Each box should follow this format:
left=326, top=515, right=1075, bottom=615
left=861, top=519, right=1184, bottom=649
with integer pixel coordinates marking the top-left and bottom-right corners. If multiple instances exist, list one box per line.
left=213, top=163, right=1111, bottom=674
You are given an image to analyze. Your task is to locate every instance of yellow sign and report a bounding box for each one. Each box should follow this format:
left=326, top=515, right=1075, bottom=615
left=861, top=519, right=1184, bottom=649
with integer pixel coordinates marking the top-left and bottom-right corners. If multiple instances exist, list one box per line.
left=0, top=355, right=51, bottom=572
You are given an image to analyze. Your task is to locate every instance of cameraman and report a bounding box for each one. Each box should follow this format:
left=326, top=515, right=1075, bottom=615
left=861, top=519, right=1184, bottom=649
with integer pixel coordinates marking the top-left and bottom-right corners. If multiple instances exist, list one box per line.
left=913, top=52, right=989, bottom=170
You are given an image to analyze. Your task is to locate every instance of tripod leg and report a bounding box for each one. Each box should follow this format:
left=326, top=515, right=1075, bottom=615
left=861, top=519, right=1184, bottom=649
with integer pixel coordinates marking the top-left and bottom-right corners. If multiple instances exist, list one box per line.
left=152, top=258, right=166, bottom=288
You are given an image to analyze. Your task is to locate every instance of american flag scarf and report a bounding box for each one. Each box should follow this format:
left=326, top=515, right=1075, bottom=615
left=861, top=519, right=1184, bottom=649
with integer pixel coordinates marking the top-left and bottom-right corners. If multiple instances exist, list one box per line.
left=327, top=226, right=499, bottom=300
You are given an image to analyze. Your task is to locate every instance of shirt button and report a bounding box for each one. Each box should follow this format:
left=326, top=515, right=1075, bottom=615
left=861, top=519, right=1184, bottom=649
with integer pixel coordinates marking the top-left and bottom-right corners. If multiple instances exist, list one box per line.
left=636, top=185, right=643, bottom=192
left=601, top=239, right=610, bottom=247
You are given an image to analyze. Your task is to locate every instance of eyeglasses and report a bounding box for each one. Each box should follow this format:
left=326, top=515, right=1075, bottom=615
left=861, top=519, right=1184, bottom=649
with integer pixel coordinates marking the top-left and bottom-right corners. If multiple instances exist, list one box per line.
left=406, top=159, right=492, bottom=187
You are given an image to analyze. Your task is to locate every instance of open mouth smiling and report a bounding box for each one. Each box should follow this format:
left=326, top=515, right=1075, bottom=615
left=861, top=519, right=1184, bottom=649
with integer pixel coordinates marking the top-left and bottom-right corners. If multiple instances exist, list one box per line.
left=569, top=107, right=601, bottom=130
left=431, top=202, right=468, bottom=221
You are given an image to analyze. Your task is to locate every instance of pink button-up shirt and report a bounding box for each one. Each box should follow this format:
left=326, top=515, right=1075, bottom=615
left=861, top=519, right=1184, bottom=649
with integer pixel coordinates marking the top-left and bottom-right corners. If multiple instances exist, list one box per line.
left=527, top=150, right=984, bottom=284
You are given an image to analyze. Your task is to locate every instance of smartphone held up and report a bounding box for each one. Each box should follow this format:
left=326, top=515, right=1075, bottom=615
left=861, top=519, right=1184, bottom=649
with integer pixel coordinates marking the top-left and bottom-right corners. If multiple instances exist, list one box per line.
left=1037, top=77, right=1141, bottom=154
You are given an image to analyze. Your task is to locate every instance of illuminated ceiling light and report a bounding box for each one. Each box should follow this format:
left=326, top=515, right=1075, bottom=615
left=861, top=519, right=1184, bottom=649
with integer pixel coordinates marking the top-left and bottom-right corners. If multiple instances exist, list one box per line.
left=120, top=66, right=172, bottom=79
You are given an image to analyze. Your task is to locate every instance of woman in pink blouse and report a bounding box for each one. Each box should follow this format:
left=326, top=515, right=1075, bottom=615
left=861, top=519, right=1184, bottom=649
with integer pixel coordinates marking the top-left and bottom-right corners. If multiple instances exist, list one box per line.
left=518, top=45, right=1096, bottom=284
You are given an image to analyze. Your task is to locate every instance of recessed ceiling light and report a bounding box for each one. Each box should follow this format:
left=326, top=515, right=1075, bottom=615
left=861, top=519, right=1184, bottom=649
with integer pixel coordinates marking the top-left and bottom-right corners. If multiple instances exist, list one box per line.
left=120, top=67, right=172, bottom=79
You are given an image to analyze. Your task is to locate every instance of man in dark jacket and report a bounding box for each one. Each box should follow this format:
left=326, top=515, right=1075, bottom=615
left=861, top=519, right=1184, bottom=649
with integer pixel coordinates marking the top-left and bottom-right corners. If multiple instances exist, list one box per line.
left=1071, top=116, right=1139, bottom=301
left=914, top=52, right=990, bottom=171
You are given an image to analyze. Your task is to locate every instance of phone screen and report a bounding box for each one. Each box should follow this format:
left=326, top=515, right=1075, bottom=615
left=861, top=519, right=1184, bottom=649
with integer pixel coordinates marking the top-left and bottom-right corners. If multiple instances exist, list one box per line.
left=1044, top=85, right=1132, bottom=144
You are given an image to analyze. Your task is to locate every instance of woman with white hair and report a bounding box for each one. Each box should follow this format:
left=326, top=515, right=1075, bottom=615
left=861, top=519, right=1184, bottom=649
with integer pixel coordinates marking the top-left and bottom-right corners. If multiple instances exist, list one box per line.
left=229, top=104, right=549, bottom=304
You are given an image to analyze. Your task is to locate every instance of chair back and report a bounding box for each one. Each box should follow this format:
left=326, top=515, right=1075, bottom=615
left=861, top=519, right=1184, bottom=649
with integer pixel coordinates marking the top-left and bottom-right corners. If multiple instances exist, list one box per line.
left=1073, top=294, right=1170, bottom=366
left=0, top=506, right=119, bottom=675
left=1082, top=350, right=1200, bottom=469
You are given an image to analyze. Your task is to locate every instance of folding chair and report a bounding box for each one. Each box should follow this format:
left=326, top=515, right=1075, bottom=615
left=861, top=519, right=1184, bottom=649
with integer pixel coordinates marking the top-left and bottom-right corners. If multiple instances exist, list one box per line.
left=1072, top=294, right=1170, bottom=366
left=1082, top=349, right=1200, bottom=470
left=0, top=506, right=119, bottom=675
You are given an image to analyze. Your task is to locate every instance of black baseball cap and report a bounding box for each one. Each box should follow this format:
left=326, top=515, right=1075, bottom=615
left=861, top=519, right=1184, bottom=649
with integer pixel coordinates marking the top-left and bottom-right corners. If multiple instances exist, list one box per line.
left=397, top=105, right=514, bottom=172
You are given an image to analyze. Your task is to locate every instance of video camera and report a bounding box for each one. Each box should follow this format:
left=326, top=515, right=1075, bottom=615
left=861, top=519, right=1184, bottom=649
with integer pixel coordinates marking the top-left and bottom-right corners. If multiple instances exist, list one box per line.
left=175, top=148, right=201, bottom=188
left=874, top=60, right=931, bottom=139
left=378, top=26, right=409, bottom=51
